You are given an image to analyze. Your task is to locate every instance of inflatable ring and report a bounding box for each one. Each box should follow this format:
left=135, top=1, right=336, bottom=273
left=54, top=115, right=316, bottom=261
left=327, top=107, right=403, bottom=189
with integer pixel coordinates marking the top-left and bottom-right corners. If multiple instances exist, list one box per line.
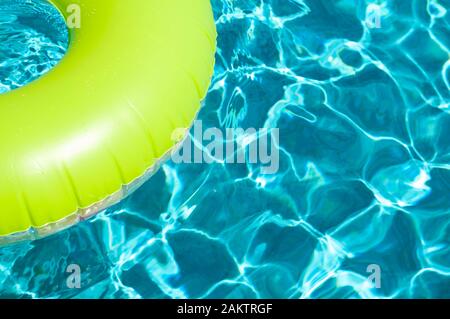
left=0, top=0, right=217, bottom=241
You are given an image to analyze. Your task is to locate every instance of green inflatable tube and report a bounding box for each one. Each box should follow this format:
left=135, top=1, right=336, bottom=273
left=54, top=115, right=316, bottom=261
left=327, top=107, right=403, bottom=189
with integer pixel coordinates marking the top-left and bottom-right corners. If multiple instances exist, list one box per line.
left=0, top=0, right=217, bottom=241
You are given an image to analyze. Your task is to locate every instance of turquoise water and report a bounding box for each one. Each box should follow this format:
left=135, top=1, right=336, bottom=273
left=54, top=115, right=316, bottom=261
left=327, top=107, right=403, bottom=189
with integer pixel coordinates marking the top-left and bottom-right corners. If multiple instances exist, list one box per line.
left=0, top=0, right=68, bottom=94
left=0, top=0, right=449, bottom=298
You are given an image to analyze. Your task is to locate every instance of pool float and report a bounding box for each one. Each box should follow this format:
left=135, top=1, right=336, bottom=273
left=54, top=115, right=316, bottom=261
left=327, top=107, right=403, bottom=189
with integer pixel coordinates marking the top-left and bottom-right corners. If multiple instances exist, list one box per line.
left=0, top=0, right=217, bottom=241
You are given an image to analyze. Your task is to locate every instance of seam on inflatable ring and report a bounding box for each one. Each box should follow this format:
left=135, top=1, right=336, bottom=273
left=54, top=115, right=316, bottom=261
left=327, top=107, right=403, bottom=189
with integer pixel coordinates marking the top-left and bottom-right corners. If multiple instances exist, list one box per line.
left=0, top=128, right=186, bottom=245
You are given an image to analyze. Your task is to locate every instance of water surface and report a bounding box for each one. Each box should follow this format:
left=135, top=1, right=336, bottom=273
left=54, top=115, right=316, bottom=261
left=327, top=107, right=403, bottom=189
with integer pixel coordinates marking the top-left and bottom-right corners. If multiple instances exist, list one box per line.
left=0, top=0, right=449, bottom=299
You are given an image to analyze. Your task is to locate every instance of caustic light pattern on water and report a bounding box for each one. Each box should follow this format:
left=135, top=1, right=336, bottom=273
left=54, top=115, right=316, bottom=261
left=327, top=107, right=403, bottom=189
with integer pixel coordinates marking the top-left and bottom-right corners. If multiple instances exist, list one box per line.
left=0, top=0, right=450, bottom=298
left=0, top=0, right=68, bottom=94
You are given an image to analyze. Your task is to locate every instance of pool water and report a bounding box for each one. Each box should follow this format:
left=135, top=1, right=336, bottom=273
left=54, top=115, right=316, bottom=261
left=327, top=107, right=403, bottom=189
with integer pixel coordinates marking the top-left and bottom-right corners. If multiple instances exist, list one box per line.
left=0, top=0, right=68, bottom=94
left=0, top=0, right=449, bottom=298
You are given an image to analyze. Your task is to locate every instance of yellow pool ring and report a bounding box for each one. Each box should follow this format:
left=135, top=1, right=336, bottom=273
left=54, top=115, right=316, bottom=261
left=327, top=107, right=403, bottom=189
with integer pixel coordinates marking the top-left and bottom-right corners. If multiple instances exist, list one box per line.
left=0, top=0, right=217, bottom=241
